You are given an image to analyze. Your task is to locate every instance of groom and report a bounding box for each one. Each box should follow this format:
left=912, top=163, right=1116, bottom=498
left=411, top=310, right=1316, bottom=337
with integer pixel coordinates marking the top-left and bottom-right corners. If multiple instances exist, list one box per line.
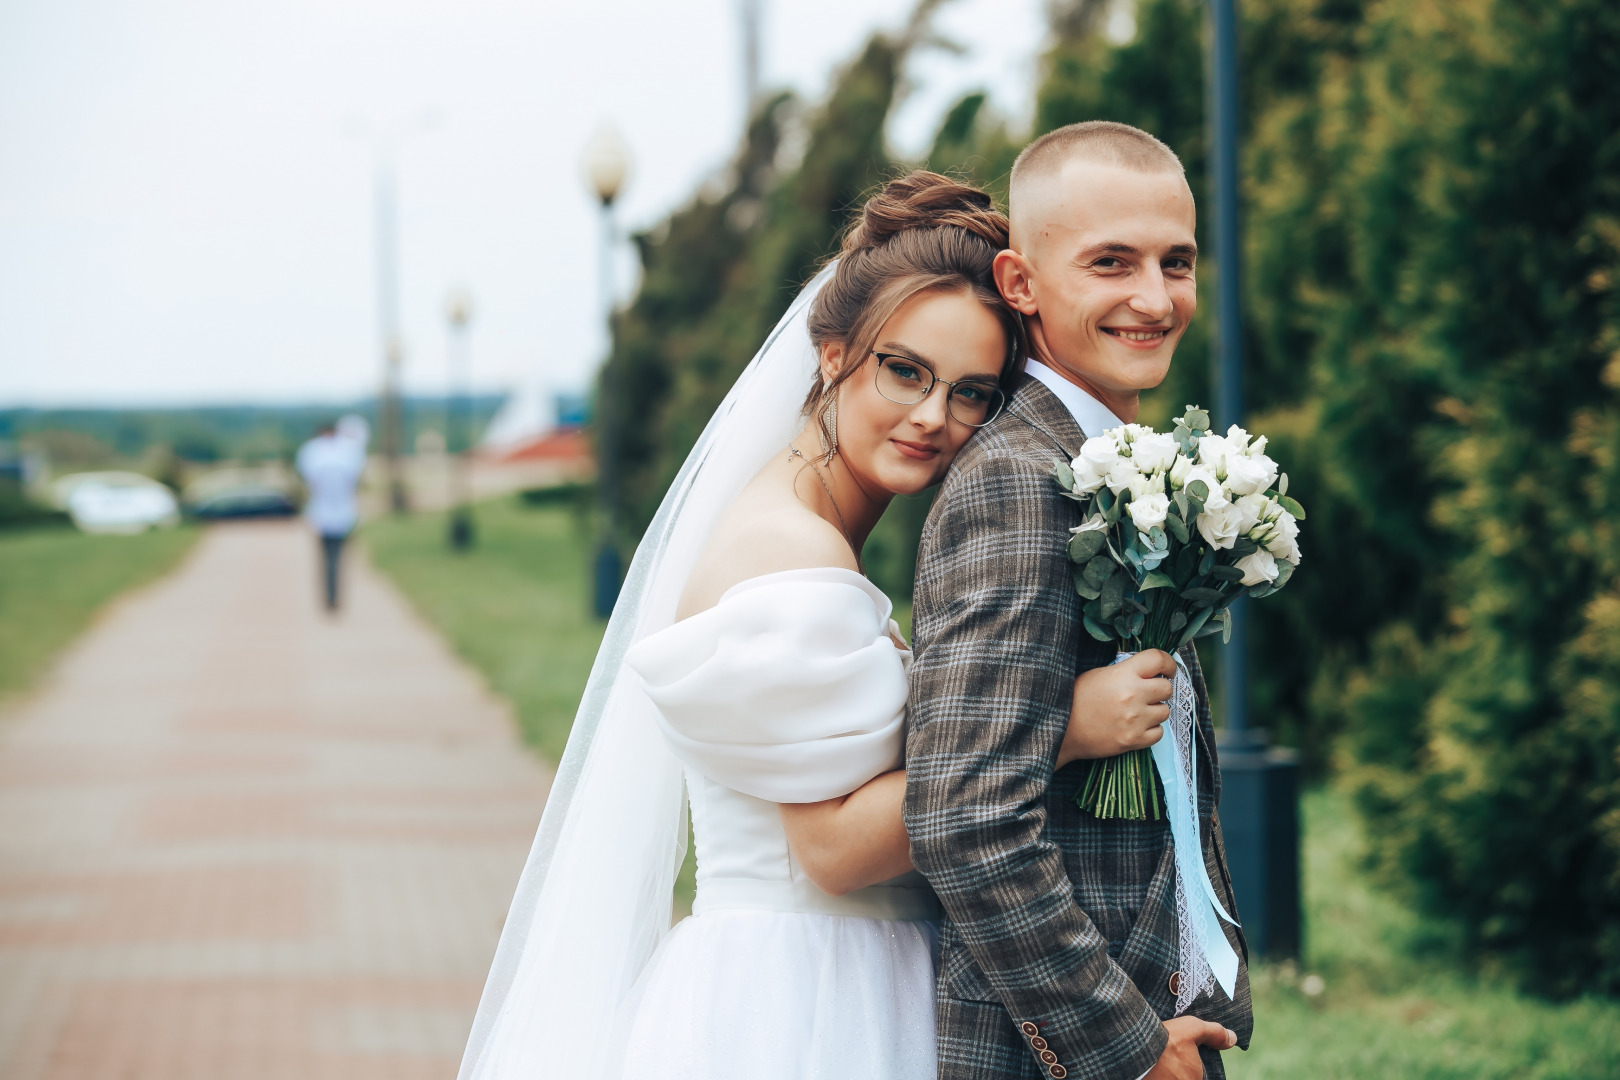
left=904, top=121, right=1253, bottom=1080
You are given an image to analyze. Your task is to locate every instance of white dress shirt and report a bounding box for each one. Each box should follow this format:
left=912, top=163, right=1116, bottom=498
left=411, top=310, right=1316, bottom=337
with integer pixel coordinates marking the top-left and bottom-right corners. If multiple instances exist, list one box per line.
left=1024, top=358, right=1125, bottom=441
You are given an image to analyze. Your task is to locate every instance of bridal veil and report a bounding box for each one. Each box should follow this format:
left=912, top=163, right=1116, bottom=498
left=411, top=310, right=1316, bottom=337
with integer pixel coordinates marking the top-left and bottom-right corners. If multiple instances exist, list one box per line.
left=457, top=268, right=833, bottom=1080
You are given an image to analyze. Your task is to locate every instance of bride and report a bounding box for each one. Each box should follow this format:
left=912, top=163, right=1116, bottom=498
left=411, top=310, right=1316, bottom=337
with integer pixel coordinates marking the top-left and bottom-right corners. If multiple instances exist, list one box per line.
left=457, top=172, right=1174, bottom=1080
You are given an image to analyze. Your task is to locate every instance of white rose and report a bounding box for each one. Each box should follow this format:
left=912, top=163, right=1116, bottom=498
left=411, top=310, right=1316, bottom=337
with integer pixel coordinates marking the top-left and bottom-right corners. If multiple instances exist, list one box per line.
left=1069, top=455, right=1109, bottom=495
left=1224, top=452, right=1279, bottom=496
left=1196, top=500, right=1245, bottom=549
left=1079, top=435, right=1119, bottom=472
left=1176, top=463, right=1229, bottom=509
left=1128, top=492, right=1170, bottom=534
left=1104, top=459, right=1141, bottom=494
left=1235, top=548, right=1279, bottom=586
left=1197, top=434, right=1236, bottom=477
left=1262, top=510, right=1301, bottom=563
left=1130, top=432, right=1180, bottom=473
left=1233, top=493, right=1272, bottom=536
left=1127, top=469, right=1164, bottom=502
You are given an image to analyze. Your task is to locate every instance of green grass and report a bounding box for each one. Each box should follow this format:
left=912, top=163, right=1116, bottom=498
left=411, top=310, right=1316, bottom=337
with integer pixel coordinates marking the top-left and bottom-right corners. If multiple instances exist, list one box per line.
left=367, top=500, right=1620, bottom=1072
left=364, top=498, right=605, bottom=762
left=1228, top=788, right=1620, bottom=1079
left=0, top=524, right=199, bottom=701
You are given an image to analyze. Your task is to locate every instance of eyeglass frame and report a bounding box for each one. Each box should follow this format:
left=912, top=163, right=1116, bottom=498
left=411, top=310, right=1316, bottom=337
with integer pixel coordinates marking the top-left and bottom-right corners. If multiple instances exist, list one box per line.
left=870, top=351, right=1008, bottom=428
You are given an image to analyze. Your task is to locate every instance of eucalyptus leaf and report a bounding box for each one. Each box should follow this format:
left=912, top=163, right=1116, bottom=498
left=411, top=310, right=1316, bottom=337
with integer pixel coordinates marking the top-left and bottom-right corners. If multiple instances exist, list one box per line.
left=1231, top=537, right=1259, bottom=558
left=1179, top=586, right=1225, bottom=606
left=1247, top=583, right=1274, bottom=599
left=1130, top=611, right=1145, bottom=637
left=1124, top=546, right=1144, bottom=570
left=1177, top=606, right=1213, bottom=649
left=1165, top=514, right=1190, bottom=544
left=1083, top=614, right=1114, bottom=643
left=1097, top=488, right=1115, bottom=513
left=1186, top=408, right=1210, bottom=431
left=1207, top=564, right=1246, bottom=582
left=1274, top=559, right=1296, bottom=588
left=1170, top=611, right=1188, bottom=632
left=1053, top=459, right=1076, bottom=490
left=1140, top=570, right=1176, bottom=591
left=1124, top=597, right=1149, bottom=616
left=1278, top=472, right=1289, bottom=497
left=1113, top=615, right=1133, bottom=640
left=1084, top=597, right=1103, bottom=620
left=1072, top=565, right=1101, bottom=600
left=1068, top=529, right=1106, bottom=563
left=1148, top=525, right=1167, bottom=550
left=1099, top=570, right=1127, bottom=620
left=1276, top=494, right=1307, bottom=520
left=1174, top=547, right=1196, bottom=585
left=1223, top=612, right=1233, bottom=644
left=1198, top=548, right=1216, bottom=575
left=1187, top=480, right=1210, bottom=503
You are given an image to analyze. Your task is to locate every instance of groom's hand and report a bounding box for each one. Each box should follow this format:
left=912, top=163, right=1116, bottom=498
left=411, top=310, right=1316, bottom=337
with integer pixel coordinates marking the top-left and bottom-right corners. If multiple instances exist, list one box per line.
left=1057, top=649, right=1177, bottom=767
left=1143, top=1017, right=1238, bottom=1080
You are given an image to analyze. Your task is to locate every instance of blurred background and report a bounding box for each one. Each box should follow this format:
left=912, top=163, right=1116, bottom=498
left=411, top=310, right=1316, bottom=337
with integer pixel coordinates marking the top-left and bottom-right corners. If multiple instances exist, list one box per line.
left=2, top=1, right=1618, bottom=1078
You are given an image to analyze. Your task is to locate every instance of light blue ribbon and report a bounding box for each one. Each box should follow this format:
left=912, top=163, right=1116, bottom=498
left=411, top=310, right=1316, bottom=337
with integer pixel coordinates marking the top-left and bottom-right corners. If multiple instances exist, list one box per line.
left=1143, top=653, right=1240, bottom=1003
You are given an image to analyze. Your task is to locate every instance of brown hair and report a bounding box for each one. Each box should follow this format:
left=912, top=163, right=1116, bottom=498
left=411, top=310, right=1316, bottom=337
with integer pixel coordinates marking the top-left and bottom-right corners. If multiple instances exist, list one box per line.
left=803, top=170, right=1026, bottom=448
left=1011, top=120, right=1183, bottom=188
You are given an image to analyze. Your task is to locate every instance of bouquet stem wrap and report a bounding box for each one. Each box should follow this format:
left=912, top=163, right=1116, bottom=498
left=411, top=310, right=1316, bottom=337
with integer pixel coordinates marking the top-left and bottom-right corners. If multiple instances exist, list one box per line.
left=1115, top=649, right=1241, bottom=1012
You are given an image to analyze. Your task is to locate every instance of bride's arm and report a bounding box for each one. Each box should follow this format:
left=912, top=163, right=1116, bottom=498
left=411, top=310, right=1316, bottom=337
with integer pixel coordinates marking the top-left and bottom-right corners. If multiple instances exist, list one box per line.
left=782, top=649, right=1179, bottom=896
left=780, top=771, right=911, bottom=897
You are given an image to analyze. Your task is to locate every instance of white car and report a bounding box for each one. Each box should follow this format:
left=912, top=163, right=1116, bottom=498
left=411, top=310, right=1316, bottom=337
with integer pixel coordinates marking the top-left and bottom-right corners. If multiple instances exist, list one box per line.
left=52, top=472, right=180, bottom=534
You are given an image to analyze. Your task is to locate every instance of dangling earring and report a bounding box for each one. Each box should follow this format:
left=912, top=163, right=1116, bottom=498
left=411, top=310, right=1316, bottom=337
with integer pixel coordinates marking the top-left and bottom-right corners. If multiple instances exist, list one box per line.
left=821, top=393, right=839, bottom=464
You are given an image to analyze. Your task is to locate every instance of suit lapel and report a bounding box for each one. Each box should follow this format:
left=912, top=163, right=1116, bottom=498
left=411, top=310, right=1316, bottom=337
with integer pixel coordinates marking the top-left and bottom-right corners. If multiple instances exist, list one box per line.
left=1005, top=373, right=1089, bottom=461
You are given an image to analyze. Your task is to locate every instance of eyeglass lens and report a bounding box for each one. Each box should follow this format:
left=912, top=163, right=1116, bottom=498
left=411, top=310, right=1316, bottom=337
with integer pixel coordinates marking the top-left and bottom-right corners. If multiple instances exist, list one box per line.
left=874, top=354, right=1004, bottom=427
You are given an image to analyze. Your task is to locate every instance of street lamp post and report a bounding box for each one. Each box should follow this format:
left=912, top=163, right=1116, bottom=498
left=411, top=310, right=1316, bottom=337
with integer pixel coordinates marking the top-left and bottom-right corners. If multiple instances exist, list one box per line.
left=1206, top=0, right=1300, bottom=960
left=445, top=288, right=475, bottom=551
left=374, top=150, right=409, bottom=514
left=583, top=125, right=630, bottom=619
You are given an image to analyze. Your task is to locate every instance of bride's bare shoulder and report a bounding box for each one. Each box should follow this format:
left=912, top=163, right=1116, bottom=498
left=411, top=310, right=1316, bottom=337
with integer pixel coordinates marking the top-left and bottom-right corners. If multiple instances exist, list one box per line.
left=677, top=496, right=858, bottom=621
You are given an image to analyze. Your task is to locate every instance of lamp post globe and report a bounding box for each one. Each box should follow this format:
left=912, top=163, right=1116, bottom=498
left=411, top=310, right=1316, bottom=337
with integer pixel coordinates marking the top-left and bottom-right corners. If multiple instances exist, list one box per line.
left=583, top=122, right=631, bottom=208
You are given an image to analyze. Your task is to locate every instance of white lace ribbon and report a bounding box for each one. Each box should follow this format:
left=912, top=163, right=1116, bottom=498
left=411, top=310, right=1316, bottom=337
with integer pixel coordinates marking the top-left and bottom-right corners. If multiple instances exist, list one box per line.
left=1114, top=651, right=1240, bottom=1015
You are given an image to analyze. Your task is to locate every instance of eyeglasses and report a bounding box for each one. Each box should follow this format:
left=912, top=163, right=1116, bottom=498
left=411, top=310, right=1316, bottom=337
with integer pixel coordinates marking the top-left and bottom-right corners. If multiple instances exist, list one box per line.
left=872, top=352, right=1007, bottom=428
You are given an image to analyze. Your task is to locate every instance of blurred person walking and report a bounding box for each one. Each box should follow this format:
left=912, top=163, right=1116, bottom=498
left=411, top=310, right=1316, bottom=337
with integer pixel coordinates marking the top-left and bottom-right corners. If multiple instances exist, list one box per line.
left=295, top=416, right=367, bottom=611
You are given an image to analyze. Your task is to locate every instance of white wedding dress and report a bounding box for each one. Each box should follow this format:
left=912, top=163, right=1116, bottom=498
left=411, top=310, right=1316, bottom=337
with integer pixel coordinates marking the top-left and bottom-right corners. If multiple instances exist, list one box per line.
left=613, top=567, right=940, bottom=1080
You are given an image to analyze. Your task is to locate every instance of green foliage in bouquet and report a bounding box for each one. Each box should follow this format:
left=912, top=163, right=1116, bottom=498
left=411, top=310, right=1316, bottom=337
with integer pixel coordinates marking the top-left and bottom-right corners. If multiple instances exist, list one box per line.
left=1055, top=405, right=1305, bottom=819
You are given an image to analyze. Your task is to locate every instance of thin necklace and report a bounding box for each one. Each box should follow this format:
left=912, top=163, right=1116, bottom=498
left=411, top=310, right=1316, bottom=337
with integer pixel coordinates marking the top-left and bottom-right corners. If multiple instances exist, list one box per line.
left=787, top=441, right=862, bottom=572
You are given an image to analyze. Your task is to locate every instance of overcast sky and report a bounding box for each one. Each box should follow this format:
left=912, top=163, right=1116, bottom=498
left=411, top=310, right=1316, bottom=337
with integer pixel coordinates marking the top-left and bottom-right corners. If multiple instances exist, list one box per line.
left=0, top=0, right=1062, bottom=407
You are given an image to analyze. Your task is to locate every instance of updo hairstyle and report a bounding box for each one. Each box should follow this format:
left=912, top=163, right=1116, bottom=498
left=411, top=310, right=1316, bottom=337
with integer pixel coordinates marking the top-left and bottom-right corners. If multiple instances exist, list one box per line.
left=804, top=171, right=1026, bottom=447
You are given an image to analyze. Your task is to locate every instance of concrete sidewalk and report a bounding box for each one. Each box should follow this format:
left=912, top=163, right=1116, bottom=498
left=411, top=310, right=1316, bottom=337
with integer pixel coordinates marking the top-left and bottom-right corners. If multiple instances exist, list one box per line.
left=0, top=521, right=551, bottom=1080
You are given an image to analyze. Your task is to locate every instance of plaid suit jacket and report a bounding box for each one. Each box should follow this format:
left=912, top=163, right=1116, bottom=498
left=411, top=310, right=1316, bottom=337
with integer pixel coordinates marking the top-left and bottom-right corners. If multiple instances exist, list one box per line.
left=904, top=376, right=1253, bottom=1080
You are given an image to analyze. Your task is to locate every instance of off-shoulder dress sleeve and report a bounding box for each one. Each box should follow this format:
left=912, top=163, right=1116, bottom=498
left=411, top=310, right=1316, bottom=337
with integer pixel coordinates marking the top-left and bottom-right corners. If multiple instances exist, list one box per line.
left=625, top=568, right=908, bottom=804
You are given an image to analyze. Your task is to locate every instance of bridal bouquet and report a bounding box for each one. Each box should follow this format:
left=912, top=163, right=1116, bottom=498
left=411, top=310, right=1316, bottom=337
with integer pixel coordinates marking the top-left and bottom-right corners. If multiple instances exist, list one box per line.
left=1053, top=405, right=1305, bottom=819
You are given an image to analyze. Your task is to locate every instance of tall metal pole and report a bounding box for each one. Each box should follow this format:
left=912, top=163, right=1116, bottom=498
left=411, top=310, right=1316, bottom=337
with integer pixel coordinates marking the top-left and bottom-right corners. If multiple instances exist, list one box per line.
left=375, top=150, right=409, bottom=514
left=446, top=291, right=474, bottom=551
left=1206, top=0, right=1299, bottom=961
left=1207, top=0, right=1249, bottom=745
left=740, top=0, right=762, bottom=115
left=591, top=194, right=622, bottom=618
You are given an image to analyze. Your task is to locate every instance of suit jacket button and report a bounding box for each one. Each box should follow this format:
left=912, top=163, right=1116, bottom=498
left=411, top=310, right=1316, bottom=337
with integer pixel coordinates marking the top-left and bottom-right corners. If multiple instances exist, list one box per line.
left=1049, top=1066, right=1067, bottom=1079
left=1040, top=1050, right=1058, bottom=1065
left=1020, top=1021, right=1039, bottom=1038
left=1168, top=971, right=1183, bottom=996
left=1030, top=1036, right=1048, bottom=1051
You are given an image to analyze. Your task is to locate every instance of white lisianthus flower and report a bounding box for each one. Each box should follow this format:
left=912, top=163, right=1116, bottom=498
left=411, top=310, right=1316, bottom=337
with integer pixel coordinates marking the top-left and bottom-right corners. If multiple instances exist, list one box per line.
left=1169, top=454, right=1194, bottom=487
left=1197, top=434, right=1237, bottom=478
left=1248, top=434, right=1269, bottom=457
left=1069, top=456, right=1109, bottom=495
left=1079, top=435, right=1119, bottom=472
left=1177, top=463, right=1230, bottom=509
left=1070, top=514, right=1109, bottom=535
left=1127, top=469, right=1165, bottom=502
left=1119, top=423, right=1153, bottom=444
left=1234, top=493, right=1272, bottom=536
left=1235, top=548, right=1280, bottom=586
left=1128, top=492, right=1170, bottom=534
left=1105, top=459, right=1142, bottom=495
left=1197, top=500, right=1245, bottom=549
left=1225, top=451, right=1279, bottom=496
left=1225, top=424, right=1254, bottom=452
left=1130, top=432, right=1180, bottom=473
left=1262, top=510, right=1302, bottom=563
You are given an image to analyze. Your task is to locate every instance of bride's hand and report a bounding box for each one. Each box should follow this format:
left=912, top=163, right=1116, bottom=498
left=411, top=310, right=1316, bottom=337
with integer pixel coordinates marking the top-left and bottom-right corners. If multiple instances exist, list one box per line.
left=1057, top=650, right=1176, bottom=767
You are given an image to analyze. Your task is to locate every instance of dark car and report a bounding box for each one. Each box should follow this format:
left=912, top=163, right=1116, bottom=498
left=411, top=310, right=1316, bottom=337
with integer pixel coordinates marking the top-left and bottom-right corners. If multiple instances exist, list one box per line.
left=187, top=483, right=297, bottom=520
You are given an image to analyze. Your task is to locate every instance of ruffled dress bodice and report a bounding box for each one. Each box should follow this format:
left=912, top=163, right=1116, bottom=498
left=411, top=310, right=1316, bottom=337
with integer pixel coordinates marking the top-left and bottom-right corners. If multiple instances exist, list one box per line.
left=627, top=567, right=938, bottom=921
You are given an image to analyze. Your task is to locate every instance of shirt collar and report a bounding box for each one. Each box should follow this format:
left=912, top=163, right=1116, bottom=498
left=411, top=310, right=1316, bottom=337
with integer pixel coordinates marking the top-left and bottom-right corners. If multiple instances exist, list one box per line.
left=1024, top=359, right=1124, bottom=442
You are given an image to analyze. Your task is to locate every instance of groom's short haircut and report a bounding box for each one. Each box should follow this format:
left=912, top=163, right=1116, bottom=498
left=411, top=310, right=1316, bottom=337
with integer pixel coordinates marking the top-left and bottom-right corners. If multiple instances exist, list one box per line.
left=1011, top=121, right=1183, bottom=188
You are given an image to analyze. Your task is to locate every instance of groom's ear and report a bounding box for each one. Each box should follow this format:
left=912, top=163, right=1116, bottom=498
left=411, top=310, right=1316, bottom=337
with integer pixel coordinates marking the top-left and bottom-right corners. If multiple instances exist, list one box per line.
left=993, top=249, right=1040, bottom=317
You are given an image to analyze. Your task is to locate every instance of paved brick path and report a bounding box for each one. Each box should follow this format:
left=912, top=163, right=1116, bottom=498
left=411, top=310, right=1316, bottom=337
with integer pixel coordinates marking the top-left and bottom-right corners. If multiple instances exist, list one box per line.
left=0, top=522, right=551, bottom=1080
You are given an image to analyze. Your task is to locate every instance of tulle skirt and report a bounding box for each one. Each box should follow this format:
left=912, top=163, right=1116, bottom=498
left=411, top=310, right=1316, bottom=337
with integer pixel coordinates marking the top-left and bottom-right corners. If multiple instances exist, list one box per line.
left=605, top=909, right=938, bottom=1080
